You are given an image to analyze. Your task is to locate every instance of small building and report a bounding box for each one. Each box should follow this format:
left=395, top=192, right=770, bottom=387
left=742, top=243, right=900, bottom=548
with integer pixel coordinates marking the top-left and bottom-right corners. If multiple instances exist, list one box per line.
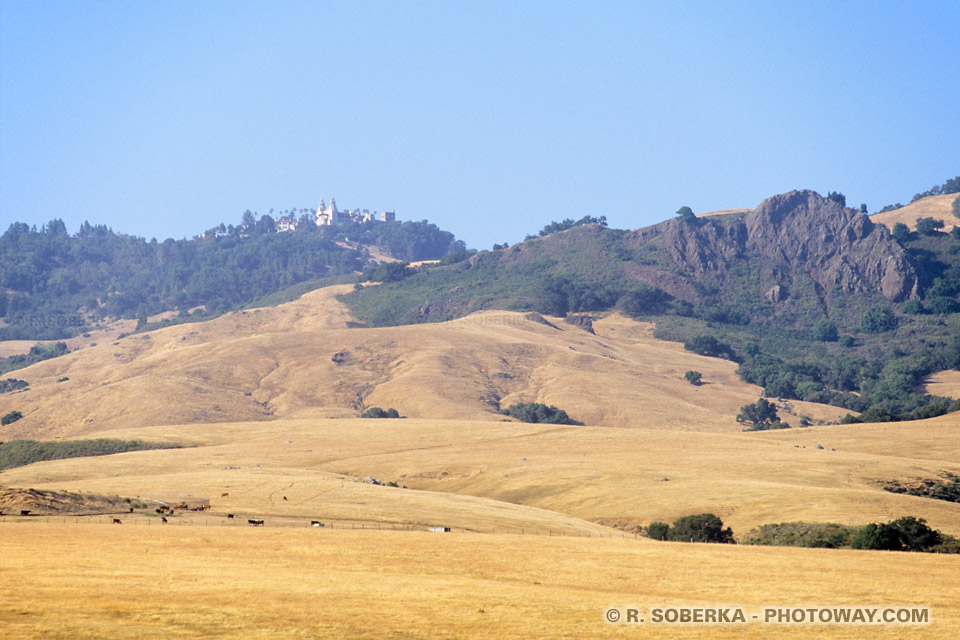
left=428, top=526, right=452, bottom=533
left=276, top=217, right=299, bottom=232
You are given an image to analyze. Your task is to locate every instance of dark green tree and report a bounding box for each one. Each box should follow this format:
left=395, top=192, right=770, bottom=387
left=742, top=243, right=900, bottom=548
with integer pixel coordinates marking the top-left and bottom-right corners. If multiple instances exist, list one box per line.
left=737, top=398, right=779, bottom=426
left=861, top=306, right=897, bottom=333
left=646, top=522, right=671, bottom=541
left=916, top=217, right=944, bottom=235
left=667, top=513, right=734, bottom=543
left=812, top=318, right=838, bottom=342
left=1, top=410, right=23, bottom=426
left=851, top=522, right=902, bottom=550
left=826, top=191, right=846, bottom=206
left=888, top=516, right=941, bottom=551
left=675, top=206, right=696, bottom=223
left=891, top=222, right=910, bottom=243
left=684, top=370, right=702, bottom=385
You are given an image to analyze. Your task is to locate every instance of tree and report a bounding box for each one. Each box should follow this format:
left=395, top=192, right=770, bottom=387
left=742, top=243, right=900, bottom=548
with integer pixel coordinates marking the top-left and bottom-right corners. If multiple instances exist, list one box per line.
left=888, top=516, right=941, bottom=551
left=737, top=398, right=779, bottom=427
left=675, top=206, right=696, bottom=223
left=684, top=370, right=702, bottom=385
left=499, top=402, right=576, bottom=425
left=683, top=335, right=737, bottom=360
left=953, top=195, right=960, bottom=219
left=851, top=522, right=902, bottom=550
left=916, top=217, right=944, bottom=235
left=361, top=407, right=401, bottom=418
left=812, top=318, right=838, bottom=342
left=892, top=222, right=910, bottom=243
left=861, top=306, right=896, bottom=333
left=1, top=410, right=23, bottom=426
left=667, top=513, right=734, bottom=543
left=826, top=191, right=846, bottom=206
left=646, top=522, right=671, bottom=541
left=860, top=203, right=868, bottom=213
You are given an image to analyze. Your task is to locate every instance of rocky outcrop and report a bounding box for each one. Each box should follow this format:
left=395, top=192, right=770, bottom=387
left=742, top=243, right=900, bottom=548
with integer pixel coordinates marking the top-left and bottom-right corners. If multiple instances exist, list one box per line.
left=635, top=190, right=919, bottom=303
left=745, top=190, right=918, bottom=302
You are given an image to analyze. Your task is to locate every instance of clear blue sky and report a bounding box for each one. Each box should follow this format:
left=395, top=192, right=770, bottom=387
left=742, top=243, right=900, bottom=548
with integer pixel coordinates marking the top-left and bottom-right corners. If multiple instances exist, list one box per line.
left=2, top=1, right=958, bottom=249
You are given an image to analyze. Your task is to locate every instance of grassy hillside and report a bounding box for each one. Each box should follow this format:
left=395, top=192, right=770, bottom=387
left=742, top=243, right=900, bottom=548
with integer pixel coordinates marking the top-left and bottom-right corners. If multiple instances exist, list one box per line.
left=872, top=193, right=960, bottom=231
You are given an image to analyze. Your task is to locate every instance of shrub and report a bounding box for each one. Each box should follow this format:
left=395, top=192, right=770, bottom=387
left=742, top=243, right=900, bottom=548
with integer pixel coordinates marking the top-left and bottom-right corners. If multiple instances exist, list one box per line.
left=891, top=222, right=910, bottom=243
left=812, top=319, right=838, bottom=342
left=916, top=217, right=944, bottom=235
left=646, top=522, right=670, bottom=541
left=675, top=206, right=696, bottom=223
left=901, top=299, right=924, bottom=315
left=838, top=334, right=856, bottom=348
left=683, top=335, right=737, bottom=361
left=889, top=516, right=941, bottom=551
left=736, top=398, right=779, bottom=427
left=954, top=195, right=960, bottom=219
left=668, top=513, right=734, bottom=543
left=1, top=410, right=23, bottom=426
left=360, top=262, right=413, bottom=283
left=851, top=522, right=902, bottom=550
left=743, top=522, right=855, bottom=548
left=860, top=306, right=897, bottom=333
left=0, top=378, right=28, bottom=393
left=360, top=407, right=401, bottom=419
left=499, top=402, right=577, bottom=425
left=684, top=370, right=702, bottom=385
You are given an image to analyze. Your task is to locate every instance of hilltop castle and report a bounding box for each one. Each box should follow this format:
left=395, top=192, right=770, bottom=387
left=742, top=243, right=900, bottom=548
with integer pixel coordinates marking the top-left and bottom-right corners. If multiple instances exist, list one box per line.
left=315, top=197, right=396, bottom=226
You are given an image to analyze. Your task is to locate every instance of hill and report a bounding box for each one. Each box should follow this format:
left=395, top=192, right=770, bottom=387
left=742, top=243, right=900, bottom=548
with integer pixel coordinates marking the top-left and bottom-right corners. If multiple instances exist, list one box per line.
left=342, top=189, right=960, bottom=424
left=0, top=216, right=464, bottom=340
left=0, top=285, right=853, bottom=440
left=871, top=193, right=960, bottom=231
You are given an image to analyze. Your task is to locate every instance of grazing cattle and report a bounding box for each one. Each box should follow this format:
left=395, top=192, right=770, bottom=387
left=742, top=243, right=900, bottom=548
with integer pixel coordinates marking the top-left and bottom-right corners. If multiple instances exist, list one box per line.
left=161, top=517, right=168, bottom=524
left=20, top=510, right=30, bottom=516
left=129, top=507, right=134, bottom=513
left=283, top=496, right=288, bottom=501
left=248, top=519, right=264, bottom=526
left=310, top=521, right=324, bottom=527
left=113, top=518, right=122, bottom=524
left=227, top=513, right=235, bottom=519
left=221, top=492, right=229, bottom=497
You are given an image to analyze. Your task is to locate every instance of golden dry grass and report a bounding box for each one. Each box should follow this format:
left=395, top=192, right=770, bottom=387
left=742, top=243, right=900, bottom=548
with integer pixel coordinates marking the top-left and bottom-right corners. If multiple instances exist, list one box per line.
left=3, top=414, right=958, bottom=537
left=0, top=523, right=956, bottom=639
left=922, top=370, right=960, bottom=400
left=0, top=286, right=852, bottom=440
left=870, top=193, right=959, bottom=231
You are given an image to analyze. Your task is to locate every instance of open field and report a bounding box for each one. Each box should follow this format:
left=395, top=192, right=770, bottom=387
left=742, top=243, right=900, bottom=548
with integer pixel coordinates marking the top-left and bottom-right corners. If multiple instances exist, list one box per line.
left=3, top=414, right=959, bottom=537
left=871, top=193, right=959, bottom=231
left=1, top=523, right=957, bottom=640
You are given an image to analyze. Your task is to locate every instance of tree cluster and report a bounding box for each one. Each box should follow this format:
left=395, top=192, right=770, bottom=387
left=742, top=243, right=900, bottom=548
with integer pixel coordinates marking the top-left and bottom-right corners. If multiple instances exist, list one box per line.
left=646, top=513, right=734, bottom=543
left=499, top=402, right=577, bottom=425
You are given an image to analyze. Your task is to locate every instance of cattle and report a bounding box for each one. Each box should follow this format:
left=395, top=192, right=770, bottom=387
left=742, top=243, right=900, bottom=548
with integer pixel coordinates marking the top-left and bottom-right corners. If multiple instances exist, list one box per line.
left=221, top=492, right=229, bottom=497
left=113, top=518, right=122, bottom=524
left=227, top=513, right=235, bottom=519
left=310, top=521, right=324, bottom=527
left=20, top=510, right=30, bottom=516
left=129, top=507, right=134, bottom=513
left=283, top=496, right=288, bottom=501
left=160, top=516, right=168, bottom=524
left=248, top=519, right=264, bottom=526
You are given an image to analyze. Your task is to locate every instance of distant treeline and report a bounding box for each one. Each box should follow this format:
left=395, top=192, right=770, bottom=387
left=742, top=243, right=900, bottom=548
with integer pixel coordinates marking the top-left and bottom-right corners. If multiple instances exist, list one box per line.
left=0, top=439, right=183, bottom=471
left=0, top=216, right=464, bottom=340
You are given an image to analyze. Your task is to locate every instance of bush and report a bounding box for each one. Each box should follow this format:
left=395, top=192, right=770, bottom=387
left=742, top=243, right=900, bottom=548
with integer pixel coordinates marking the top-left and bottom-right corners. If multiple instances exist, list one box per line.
left=851, top=522, right=902, bottom=550
left=684, top=371, right=702, bottom=385
left=954, top=195, right=960, bottom=219
left=360, top=407, right=401, bottom=419
left=683, top=335, right=737, bottom=361
left=360, top=262, right=414, bottom=283
left=838, top=334, right=856, bottom=348
left=826, top=191, right=846, bottom=206
left=646, top=522, right=671, bottom=541
left=499, top=402, right=577, bottom=425
left=1, top=410, right=23, bottom=426
left=812, top=319, right=838, bottom=342
left=675, top=206, right=696, bottom=223
left=0, top=378, right=28, bottom=393
left=891, top=222, right=910, bottom=243
left=860, top=306, right=897, bottom=333
left=916, top=217, right=944, bottom=235
left=743, top=522, right=855, bottom=548
left=736, top=398, right=779, bottom=427
left=668, top=513, right=734, bottom=543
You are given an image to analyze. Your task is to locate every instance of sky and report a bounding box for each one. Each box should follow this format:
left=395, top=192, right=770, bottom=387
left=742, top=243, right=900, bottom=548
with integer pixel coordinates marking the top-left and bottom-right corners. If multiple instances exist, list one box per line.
left=1, top=1, right=958, bottom=250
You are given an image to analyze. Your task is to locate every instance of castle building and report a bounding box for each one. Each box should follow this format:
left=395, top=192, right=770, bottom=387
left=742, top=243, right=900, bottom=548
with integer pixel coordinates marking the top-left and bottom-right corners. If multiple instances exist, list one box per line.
left=316, top=197, right=396, bottom=226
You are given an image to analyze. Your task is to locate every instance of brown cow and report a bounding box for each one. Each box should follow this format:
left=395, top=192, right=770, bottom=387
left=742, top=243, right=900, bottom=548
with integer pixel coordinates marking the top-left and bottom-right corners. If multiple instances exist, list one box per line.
left=161, top=517, right=168, bottom=524
left=221, top=492, right=229, bottom=497
left=283, top=496, right=288, bottom=501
